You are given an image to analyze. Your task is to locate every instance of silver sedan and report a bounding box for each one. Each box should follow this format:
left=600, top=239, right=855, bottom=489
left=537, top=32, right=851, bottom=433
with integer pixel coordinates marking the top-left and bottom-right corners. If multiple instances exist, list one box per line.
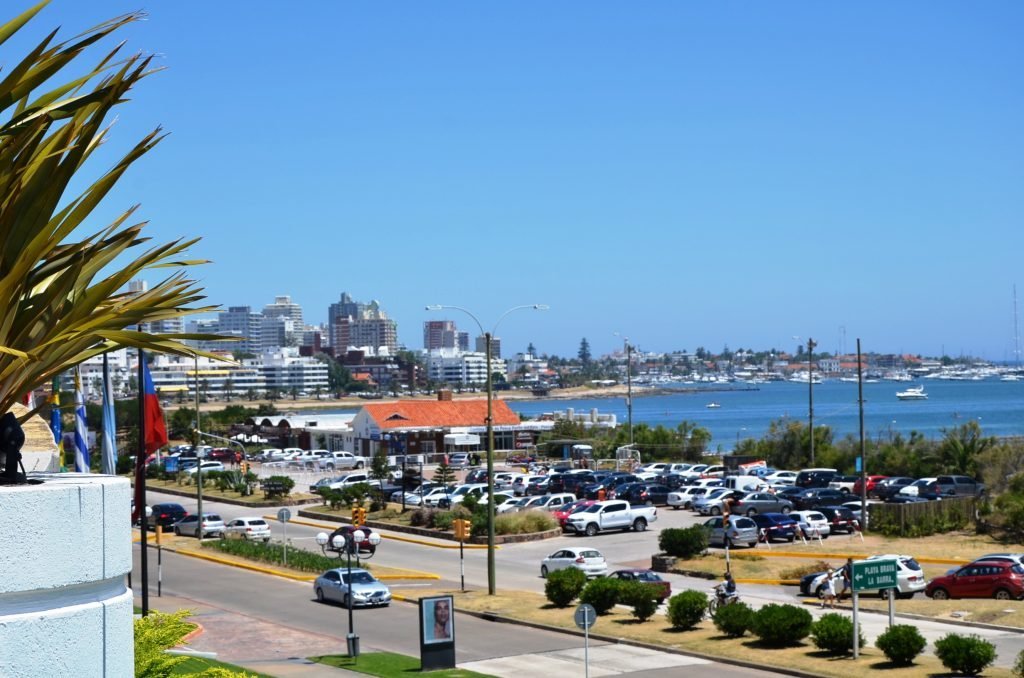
left=734, top=492, right=794, bottom=516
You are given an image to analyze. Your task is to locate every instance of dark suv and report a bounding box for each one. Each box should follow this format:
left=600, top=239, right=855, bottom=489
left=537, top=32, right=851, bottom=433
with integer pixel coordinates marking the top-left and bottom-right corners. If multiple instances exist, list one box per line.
left=816, top=506, right=858, bottom=534
left=794, top=469, right=838, bottom=489
left=148, top=502, right=188, bottom=529
left=792, top=488, right=846, bottom=510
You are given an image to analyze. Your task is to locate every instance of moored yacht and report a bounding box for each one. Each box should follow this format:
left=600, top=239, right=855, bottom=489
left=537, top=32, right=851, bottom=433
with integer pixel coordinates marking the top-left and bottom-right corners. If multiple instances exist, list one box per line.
left=896, top=385, right=928, bottom=400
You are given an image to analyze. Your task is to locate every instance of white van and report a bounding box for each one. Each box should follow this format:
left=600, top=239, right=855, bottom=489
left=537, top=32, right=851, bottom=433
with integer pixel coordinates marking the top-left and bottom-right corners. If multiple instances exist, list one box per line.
left=723, top=475, right=768, bottom=493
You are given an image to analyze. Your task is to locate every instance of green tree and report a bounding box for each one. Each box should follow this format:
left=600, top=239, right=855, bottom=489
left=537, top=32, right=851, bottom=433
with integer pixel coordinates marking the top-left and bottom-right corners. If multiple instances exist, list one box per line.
left=935, top=420, right=994, bottom=475
left=433, top=460, right=456, bottom=486
left=578, top=338, right=592, bottom=367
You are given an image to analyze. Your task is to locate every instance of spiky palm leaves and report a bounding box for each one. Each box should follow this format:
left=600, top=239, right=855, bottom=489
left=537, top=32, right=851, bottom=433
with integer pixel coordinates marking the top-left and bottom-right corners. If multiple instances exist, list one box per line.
left=1, top=3, right=218, bottom=418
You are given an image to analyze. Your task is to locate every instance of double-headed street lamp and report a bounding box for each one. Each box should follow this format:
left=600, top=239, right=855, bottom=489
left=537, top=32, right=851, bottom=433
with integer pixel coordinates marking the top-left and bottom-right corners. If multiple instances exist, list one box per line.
left=807, top=337, right=817, bottom=466
left=425, top=303, right=548, bottom=596
left=316, top=529, right=382, bottom=657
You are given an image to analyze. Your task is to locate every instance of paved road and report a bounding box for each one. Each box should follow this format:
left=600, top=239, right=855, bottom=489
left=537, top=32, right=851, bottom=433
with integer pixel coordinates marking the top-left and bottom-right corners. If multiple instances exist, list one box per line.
left=133, top=545, right=778, bottom=677
left=142, top=488, right=1024, bottom=669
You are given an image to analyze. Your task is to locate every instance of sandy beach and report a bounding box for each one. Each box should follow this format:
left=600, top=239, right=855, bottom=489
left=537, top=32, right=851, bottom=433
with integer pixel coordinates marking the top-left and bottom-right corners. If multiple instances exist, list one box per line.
left=185, top=384, right=639, bottom=414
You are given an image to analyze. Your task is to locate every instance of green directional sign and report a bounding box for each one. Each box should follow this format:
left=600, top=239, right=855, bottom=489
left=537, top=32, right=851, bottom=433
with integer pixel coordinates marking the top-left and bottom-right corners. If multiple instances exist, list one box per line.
left=851, top=558, right=898, bottom=592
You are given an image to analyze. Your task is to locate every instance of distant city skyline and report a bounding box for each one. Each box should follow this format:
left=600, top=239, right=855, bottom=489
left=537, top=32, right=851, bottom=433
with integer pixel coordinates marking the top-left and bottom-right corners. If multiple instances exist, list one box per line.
left=20, top=2, right=1024, bottom=360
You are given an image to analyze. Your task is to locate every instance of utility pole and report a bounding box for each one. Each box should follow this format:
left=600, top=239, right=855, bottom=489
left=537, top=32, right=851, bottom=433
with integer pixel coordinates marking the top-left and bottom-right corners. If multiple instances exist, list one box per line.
left=808, top=338, right=817, bottom=466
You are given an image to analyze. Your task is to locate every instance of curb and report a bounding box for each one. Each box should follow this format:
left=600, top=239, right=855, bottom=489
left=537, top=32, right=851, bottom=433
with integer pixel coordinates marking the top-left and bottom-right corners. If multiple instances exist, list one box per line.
left=137, top=482, right=320, bottom=508
left=148, top=542, right=441, bottom=581
left=746, top=550, right=968, bottom=566
left=267, top=515, right=491, bottom=551
left=453, top=605, right=821, bottom=678
left=799, top=598, right=1024, bottom=633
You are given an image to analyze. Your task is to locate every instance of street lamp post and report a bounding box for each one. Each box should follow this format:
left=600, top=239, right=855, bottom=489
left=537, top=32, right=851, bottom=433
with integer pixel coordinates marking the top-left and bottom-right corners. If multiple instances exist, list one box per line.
left=317, top=529, right=382, bottom=658
left=807, top=338, right=817, bottom=466
left=614, top=334, right=634, bottom=446
left=425, top=303, right=548, bottom=596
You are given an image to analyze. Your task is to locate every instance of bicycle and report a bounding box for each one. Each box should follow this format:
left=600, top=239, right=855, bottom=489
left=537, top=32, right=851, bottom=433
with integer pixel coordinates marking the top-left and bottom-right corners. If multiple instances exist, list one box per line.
left=707, top=585, right=739, bottom=618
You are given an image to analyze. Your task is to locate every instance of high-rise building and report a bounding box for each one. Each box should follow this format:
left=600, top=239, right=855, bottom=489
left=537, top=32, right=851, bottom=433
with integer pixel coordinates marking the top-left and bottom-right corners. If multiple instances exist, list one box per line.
left=263, top=295, right=303, bottom=327
left=423, top=320, right=458, bottom=350
left=475, top=335, right=501, bottom=359
left=329, top=294, right=397, bottom=355
left=458, top=332, right=469, bottom=351
left=260, top=315, right=295, bottom=351
left=216, top=306, right=262, bottom=354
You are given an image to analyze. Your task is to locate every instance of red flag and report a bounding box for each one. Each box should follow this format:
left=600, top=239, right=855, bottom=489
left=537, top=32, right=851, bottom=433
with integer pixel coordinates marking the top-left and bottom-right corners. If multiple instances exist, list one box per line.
left=133, top=360, right=167, bottom=524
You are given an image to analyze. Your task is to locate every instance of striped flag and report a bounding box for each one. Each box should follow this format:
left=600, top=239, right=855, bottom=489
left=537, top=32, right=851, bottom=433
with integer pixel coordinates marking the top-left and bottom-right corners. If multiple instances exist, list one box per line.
left=101, top=353, right=118, bottom=475
left=50, top=375, right=64, bottom=471
left=74, top=367, right=90, bottom=473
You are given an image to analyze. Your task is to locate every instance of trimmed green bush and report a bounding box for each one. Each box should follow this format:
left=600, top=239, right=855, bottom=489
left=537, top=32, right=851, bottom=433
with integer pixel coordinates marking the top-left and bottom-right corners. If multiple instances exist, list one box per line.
left=934, top=633, right=996, bottom=676
left=263, top=475, right=295, bottom=497
left=750, top=603, right=812, bottom=646
left=1013, top=648, right=1024, bottom=677
left=658, top=526, right=708, bottom=558
left=580, top=577, right=621, bottom=615
left=207, top=539, right=346, bottom=574
left=495, top=510, right=558, bottom=535
left=545, top=568, right=588, bottom=608
left=409, top=508, right=436, bottom=527
left=618, top=581, right=659, bottom=622
left=876, top=624, right=927, bottom=666
left=712, top=600, right=753, bottom=638
left=811, top=613, right=862, bottom=655
left=666, top=590, right=707, bottom=630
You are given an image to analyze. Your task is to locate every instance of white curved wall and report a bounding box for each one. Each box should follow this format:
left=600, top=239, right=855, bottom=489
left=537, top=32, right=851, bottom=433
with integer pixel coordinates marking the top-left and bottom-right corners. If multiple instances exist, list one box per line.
left=0, top=474, right=133, bottom=677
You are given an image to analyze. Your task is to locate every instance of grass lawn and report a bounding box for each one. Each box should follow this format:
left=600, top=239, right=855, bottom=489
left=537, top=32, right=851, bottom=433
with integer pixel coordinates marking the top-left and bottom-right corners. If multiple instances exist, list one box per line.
left=444, top=589, right=1015, bottom=678
left=170, top=656, right=275, bottom=677
left=312, top=651, right=492, bottom=677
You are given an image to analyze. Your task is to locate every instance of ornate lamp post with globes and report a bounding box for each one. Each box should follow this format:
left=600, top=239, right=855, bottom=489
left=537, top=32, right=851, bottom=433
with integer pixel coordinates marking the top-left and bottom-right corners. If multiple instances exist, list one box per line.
left=425, top=303, right=548, bottom=595
left=316, top=529, right=382, bottom=657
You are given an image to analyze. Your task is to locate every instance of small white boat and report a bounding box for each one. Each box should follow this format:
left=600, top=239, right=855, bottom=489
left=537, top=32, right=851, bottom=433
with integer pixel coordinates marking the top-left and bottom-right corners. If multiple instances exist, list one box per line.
left=706, top=402, right=721, bottom=409
left=896, top=385, right=928, bottom=400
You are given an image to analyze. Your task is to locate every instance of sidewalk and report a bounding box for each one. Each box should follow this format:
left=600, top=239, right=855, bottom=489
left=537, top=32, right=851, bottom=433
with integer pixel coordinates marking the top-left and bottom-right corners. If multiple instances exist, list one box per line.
left=144, top=592, right=361, bottom=676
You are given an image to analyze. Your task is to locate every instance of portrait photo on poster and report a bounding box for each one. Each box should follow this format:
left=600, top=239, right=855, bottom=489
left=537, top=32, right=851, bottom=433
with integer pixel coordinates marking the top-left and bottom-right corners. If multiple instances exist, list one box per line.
left=422, top=595, right=454, bottom=644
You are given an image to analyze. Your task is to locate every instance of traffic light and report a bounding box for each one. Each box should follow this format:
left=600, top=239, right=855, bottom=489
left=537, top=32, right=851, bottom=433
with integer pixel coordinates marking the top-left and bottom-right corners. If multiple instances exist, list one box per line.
left=453, top=518, right=471, bottom=541
left=352, top=507, right=367, bottom=526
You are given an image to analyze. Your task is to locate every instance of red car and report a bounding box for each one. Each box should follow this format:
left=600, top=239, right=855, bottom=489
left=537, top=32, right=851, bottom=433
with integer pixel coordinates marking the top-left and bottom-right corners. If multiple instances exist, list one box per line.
left=852, top=475, right=888, bottom=496
left=609, top=569, right=672, bottom=603
left=552, top=499, right=596, bottom=528
left=926, top=561, right=1024, bottom=600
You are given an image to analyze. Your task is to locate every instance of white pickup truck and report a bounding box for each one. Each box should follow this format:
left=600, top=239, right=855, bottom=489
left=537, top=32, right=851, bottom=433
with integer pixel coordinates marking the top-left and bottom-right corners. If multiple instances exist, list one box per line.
left=564, top=499, right=658, bottom=536
left=318, top=451, right=367, bottom=471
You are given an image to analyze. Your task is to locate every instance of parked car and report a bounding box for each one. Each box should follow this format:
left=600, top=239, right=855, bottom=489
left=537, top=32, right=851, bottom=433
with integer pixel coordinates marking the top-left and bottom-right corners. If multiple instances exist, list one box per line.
left=609, top=569, right=672, bottom=603
left=207, top=447, right=242, bottom=464
left=828, top=475, right=859, bottom=494
left=519, top=493, right=577, bottom=512
left=899, top=478, right=939, bottom=497
left=750, top=512, right=800, bottom=542
left=323, top=525, right=379, bottom=556
left=224, top=517, right=272, bottom=542
left=764, top=470, right=797, bottom=485
left=946, top=553, right=1024, bottom=575
left=620, top=483, right=671, bottom=506
left=173, top=512, right=225, bottom=538
left=852, top=475, right=889, bottom=496
left=696, top=489, right=745, bottom=516
left=564, top=500, right=658, bottom=535
left=790, top=510, right=832, bottom=539
left=703, top=515, right=758, bottom=548
left=551, top=499, right=597, bottom=527
left=816, top=506, right=858, bottom=534
left=318, top=451, right=367, bottom=471
left=311, top=476, right=346, bottom=494
left=690, top=487, right=735, bottom=515
left=448, top=453, right=470, bottom=468
left=794, top=468, right=838, bottom=489
left=733, top=491, right=794, bottom=516
left=540, top=547, right=608, bottom=578
left=667, top=486, right=709, bottom=510
left=935, top=475, right=986, bottom=497
left=183, top=461, right=224, bottom=476
left=512, top=475, right=548, bottom=496
left=871, top=476, right=915, bottom=499
left=147, top=502, right=188, bottom=529
left=497, top=496, right=534, bottom=514
left=314, top=567, right=391, bottom=608
left=321, top=472, right=371, bottom=493
left=864, top=554, right=928, bottom=599
left=791, top=487, right=847, bottom=510
left=841, top=500, right=868, bottom=522
left=927, top=561, right=1024, bottom=600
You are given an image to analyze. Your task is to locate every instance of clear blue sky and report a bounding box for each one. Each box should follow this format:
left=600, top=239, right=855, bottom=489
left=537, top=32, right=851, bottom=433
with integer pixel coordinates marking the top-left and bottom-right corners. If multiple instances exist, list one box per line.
left=16, top=2, right=1024, bottom=360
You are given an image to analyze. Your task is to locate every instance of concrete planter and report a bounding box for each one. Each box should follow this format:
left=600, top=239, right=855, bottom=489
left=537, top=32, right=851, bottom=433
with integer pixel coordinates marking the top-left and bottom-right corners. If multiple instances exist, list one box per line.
left=651, top=553, right=677, bottom=572
left=0, top=474, right=133, bottom=677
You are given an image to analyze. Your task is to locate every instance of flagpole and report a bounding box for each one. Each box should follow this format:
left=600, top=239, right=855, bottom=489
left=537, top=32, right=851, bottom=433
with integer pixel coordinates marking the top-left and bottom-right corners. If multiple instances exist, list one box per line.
left=137, top=345, right=149, bottom=616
